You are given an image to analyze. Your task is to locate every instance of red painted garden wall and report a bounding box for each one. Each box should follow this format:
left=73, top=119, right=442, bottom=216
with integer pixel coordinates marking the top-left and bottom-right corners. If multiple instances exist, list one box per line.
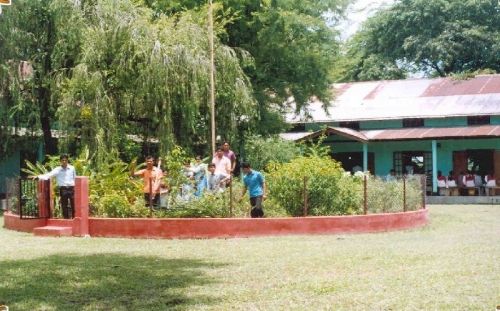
left=88, top=209, right=428, bottom=239
left=3, top=176, right=429, bottom=239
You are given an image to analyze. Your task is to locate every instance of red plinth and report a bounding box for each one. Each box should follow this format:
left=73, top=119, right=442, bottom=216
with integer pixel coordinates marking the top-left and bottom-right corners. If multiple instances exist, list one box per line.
left=73, top=176, right=89, bottom=236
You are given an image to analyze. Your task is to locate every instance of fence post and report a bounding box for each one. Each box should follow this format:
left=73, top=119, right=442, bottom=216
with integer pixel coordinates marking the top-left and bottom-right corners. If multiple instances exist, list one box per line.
left=38, top=179, right=51, bottom=218
left=149, top=177, right=153, bottom=216
left=421, top=175, right=426, bottom=209
left=229, top=178, right=233, bottom=217
left=18, top=177, right=23, bottom=219
left=303, top=176, right=308, bottom=216
left=403, top=175, right=407, bottom=212
left=363, top=175, right=367, bottom=215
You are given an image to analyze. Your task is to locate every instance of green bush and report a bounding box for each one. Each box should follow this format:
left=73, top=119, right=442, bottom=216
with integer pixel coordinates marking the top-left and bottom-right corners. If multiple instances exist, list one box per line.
left=243, top=135, right=301, bottom=172
left=97, top=194, right=150, bottom=218
left=267, top=156, right=363, bottom=216
left=154, top=179, right=288, bottom=218
left=366, top=175, right=423, bottom=213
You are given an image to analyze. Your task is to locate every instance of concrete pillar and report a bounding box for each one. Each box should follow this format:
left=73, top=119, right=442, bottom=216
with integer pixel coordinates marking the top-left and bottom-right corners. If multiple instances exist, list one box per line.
left=37, top=179, right=51, bottom=218
left=363, top=143, right=368, bottom=172
left=74, top=176, right=89, bottom=236
left=432, top=140, right=437, bottom=193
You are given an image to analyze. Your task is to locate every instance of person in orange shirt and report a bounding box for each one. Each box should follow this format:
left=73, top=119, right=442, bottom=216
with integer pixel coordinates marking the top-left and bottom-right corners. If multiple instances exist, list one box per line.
left=133, top=156, right=163, bottom=207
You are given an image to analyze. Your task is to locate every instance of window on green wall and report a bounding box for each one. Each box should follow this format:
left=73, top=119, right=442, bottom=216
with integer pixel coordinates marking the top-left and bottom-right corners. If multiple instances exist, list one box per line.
left=467, top=116, right=490, bottom=125
left=338, top=121, right=360, bottom=130
left=393, top=151, right=431, bottom=175
left=289, top=123, right=305, bottom=132
left=402, top=118, right=424, bottom=128
left=467, top=149, right=493, bottom=176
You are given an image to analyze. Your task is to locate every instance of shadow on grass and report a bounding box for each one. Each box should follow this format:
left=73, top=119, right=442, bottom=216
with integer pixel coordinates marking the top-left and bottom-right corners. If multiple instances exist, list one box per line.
left=0, top=253, right=224, bottom=310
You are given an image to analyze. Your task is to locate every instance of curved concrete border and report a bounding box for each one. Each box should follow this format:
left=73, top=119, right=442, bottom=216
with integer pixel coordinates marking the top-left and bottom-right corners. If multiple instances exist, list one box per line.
left=4, top=208, right=428, bottom=239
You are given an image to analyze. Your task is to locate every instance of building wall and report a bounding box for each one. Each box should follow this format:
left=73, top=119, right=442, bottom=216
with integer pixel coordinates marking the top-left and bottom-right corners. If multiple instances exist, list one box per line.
left=330, top=138, right=500, bottom=176
left=424, top=117, right=467, bottom=127
left=491, top=115, right=500, bottom=125
left=360, top=120, right=402, bottom=130
left=310, top=115, right=500, bottom=131
left=0, top=150, right=20, bottom=194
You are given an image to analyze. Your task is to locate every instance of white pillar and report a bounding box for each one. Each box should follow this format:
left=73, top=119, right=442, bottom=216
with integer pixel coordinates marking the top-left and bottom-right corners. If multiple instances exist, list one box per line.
left=432, top=140, right=437, bottom=193
left=363, top=143, right=368, bottom=172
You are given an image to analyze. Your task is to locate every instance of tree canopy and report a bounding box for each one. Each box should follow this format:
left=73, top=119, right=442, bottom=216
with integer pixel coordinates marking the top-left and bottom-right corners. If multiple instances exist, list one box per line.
left=333, top=0, right=500, bottom=81
left=0, top=0, right=347, bottom=164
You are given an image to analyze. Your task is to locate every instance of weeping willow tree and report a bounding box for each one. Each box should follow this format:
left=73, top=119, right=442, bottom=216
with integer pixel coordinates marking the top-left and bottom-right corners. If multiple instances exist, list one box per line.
left=58, top=0, right=255, bottom=166
left=0, top=0, right=84, bottom=157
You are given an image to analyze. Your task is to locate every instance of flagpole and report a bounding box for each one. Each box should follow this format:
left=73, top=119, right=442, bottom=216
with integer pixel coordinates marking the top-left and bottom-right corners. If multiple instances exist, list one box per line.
left=208, top=0, right=216, bottom=155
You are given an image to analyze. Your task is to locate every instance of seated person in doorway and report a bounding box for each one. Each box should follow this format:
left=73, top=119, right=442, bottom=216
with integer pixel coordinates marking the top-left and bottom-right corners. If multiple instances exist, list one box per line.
left=485, top=172, right=496, bottom=187
left=437, top=171, right=447, bottom=188
left=352, top=165, right=362, bottom=173
left=463, top=170, right=475, bottom=187
left=447, top=171, right=457, bottom=187
left=386, top=169, right=396, bottom=182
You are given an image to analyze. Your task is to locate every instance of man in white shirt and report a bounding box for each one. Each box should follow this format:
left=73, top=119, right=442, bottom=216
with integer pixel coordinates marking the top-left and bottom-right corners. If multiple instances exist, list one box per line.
left=212, top=148, right=231, bottom=176
left=37, top=154, right=76, bottom=219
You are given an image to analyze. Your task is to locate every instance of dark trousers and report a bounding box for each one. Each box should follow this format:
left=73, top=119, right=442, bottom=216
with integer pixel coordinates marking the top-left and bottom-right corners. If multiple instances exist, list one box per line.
left=59, top=186, right=75, bottom=219
left=250, top=196, right=264, bottom=218
left=144, top=193, right=160, bottom=208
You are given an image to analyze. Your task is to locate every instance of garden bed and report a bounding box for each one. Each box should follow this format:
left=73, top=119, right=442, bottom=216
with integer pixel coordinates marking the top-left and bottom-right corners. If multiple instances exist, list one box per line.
left=4, top=208, right=428, bottom=239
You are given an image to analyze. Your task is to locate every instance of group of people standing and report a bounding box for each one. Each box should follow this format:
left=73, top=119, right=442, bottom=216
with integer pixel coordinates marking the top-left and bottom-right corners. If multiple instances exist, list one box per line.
left=133, top=142, right=267, bottom=218
left=34, top=143, right=267, bottom=219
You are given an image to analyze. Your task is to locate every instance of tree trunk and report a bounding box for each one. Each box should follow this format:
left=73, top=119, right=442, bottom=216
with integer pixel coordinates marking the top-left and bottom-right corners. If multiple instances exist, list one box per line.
left=38, top=9, right=56, bottom=156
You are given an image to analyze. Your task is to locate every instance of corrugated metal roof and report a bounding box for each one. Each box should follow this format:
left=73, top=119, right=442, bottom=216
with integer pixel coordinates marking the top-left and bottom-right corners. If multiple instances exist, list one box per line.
left=286, top=74, right=500, bottom=123
left=281, top=125, right=500, bottom=142
left=279, top=127, right=368, bottom=142
left=363, top=125, right=500, bottom=141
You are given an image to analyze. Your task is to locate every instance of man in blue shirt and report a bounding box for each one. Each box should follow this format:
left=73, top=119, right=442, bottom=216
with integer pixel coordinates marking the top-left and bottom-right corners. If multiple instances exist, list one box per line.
left=240, top=162, right=267, bottom=218
left=38, top=154, right=76, bottom=219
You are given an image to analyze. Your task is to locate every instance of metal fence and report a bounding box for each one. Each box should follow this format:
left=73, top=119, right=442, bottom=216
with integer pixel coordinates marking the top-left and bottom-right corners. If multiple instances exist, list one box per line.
left=5, top=177, right=50, bottom=219
left=296, top=174, right=426, bottom=216
left=156, top=173, right=427, bottom=218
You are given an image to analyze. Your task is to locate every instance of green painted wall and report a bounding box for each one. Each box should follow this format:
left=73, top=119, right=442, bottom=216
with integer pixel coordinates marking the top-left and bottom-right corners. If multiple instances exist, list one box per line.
left=0, top=150, right=20, bottom=194
left=330, top=138, right=500, bottom=176
left=310, top=115, right=500, bottom=131
left=360, top=120, right=402, bottom=130
left=424, top=117, right=467, bottom=127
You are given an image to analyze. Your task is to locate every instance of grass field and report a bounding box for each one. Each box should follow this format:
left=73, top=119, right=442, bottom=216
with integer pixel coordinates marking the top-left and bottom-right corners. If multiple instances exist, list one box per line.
left=0, top=205, right=499, bottom=310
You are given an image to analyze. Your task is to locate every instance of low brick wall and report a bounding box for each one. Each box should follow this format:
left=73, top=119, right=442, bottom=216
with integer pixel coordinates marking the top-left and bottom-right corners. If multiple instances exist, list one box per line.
left=4, top=208, right=429, bottom=239
left=3, top=212, right=47, bottom=233
left=88, top=209, right=429, bottom=239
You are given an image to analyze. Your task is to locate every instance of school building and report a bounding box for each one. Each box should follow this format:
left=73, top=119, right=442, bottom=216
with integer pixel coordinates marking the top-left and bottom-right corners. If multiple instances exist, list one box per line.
left=281, top=74, right=500, bottom=194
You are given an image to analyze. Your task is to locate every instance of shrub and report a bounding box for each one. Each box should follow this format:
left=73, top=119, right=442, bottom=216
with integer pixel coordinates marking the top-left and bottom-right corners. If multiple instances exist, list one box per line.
left=96, top=194, right=150, bottom=218
left=243, top=135, right=301, bottom=172
left=267, top=156, right=363, bottom=216
left=154, top=179, right=288, bottom=218
left=366, top=175, right=423, bottom=213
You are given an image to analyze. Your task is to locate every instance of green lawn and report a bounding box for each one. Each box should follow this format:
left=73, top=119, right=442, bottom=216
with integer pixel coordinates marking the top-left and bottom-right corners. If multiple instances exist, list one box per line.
left=1, top=205, right=499, bottom=310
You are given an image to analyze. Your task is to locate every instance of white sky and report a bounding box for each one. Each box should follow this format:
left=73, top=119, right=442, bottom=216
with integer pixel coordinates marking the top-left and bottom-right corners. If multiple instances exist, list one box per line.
left=336, top=0, right=395, bottom=40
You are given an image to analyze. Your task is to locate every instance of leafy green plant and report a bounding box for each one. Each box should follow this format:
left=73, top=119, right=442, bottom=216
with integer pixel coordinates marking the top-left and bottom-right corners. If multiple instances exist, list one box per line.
left=243, top=135, right=301, bottom=172
left=366, top=175, right=423, bottom=213
left=96, top=194, right=150, bottom=218
left=267, top=155, right=363, bottom=216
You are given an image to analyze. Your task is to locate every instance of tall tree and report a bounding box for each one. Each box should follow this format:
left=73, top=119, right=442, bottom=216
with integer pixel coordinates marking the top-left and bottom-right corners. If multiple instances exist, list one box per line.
left=59, top=0, right=256, bottom=164
left=335, top=0, right=500, bottom=80
left=0, top=0, right=84, bottom=155
left=140, top=0, right=349, bottom=133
